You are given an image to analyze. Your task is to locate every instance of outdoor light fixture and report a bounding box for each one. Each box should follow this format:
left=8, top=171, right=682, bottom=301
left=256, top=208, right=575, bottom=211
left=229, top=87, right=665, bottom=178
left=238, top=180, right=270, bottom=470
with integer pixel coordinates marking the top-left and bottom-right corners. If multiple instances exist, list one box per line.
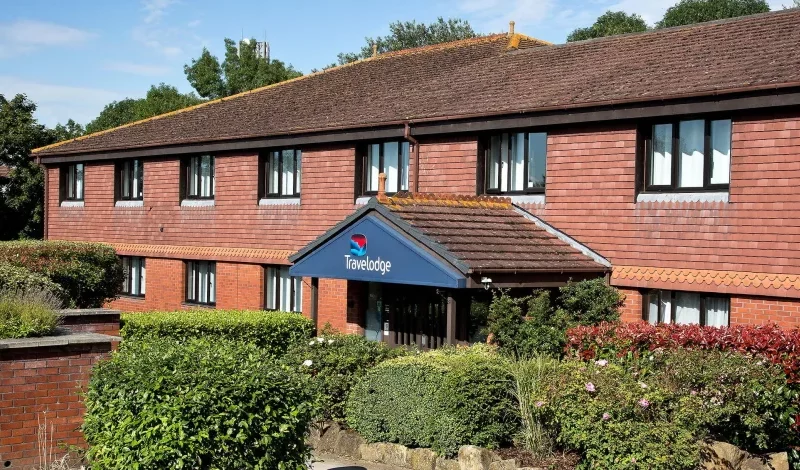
left=481, top=277, right=492, bottom=290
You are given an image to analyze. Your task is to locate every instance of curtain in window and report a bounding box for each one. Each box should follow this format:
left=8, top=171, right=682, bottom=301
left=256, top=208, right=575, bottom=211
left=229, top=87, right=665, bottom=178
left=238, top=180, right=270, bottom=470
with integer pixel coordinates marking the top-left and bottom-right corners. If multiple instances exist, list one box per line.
left=266, top=266, right=302, bottom=312
left=75, top=164, right=84, bottom=199
left=122, top=257, right=130, bottom=293
left=705, top=297, right=729, bottom=327
left=488, top=135, right=502, bottom=191
left=679, top=120, right=704, bottom=188
left=499, top=133, right=510, bottom=192
left=650, top=124, right=672, bottom=186
left=509, top=133, right=525, bottom=191
left=400, top=144, right=409, bottom=191
left=674, top=292, right=701, bottom=324
left=384, top=142, right=399, bottom=193
left=367, top=144, right=380, bottom=192
left=647, top=293, right=659, bottom=324
left=528, top=132, right=546, bottom=188
left=189, top=158, right=198, bottom=196
left=296, top=151, right=302, bottom=193
left=281, top=149, right=295, bottom=196
left=139, top=259, right=146, bottom=295
left=199, top=155, right=213, bottom=197
left=710, top=120, right=731, bottom=185
left=268, top=152, right=280, bottom=194
left=660, top=293, right=672, bottom=323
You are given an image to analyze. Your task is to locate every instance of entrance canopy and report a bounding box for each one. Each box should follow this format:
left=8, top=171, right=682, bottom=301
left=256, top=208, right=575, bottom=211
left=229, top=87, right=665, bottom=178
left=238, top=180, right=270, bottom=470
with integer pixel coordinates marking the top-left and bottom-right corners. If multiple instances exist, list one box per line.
left=290, top=194, right=610, bottom=288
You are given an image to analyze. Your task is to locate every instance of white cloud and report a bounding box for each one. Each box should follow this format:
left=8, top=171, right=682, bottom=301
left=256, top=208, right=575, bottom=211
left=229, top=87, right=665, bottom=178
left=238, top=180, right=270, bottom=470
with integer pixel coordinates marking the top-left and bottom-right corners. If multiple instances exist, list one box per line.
left=142, top=0, right=179, bottom=24
left=104, top=61, right=171, bottom=76
left=0, top=76, right=127, bottom=127
left=0, top=20, right=94, bottom=58
left=456, top=0, right=556, bottom=33
left=134, top=0, right=192, bottom=57
left=187, top=19, right=202, bottom=28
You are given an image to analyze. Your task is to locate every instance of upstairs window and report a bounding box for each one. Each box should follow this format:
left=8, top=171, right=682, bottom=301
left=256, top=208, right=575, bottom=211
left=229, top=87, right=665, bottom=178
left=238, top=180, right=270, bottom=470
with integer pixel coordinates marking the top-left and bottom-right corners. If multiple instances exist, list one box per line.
left=643, top=290, right=729, bottom=327
left=121, top=256, right=146, bottom=297
left=183, top=155, right=214, bottom=199
left=186, top=260, right=216, bottom=305
left=484, top=132, right=547, bottom=194
left=642, top=119, right=731, bottom=192
left=361, top=141, right=409, bottom=195
left=265, top=266, right=302, bottom=312
left=61, top=163, right=84, bottom=201
left=116, top=159, right=143, bottom=201
left=260, top=149, right=301, bottom=198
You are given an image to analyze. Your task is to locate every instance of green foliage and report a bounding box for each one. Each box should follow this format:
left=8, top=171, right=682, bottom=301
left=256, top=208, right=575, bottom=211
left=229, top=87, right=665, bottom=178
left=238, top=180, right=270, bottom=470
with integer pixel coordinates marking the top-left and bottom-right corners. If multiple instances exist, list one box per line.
left=0, top=240, right=123, bottom=308
left=334, top=17, right=480, bottom=66
left=567, top=11, right=649, bottom=42
left=487, top=279, right=623, bottom=358
left=83, top=338, right=316, bottom=469
left=0, top=263, right=66, bottom=301
left=657, top=0, right=770, bottom=28
left=84, top=84, right=203, bottom=134
left=346, top=345, right=517, bottom=456
left=121, top=309, right=313, bottom=355
left=282, top=331, right=406, bottom=424
left=184, top=39, right=302, bottom=99
left=0, top=288, right=62, bottom=339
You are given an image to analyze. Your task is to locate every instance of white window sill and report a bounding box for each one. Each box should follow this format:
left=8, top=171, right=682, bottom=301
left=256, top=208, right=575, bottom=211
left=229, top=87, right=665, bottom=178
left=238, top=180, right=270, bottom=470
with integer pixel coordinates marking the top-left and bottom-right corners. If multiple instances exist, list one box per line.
left=115, top=200, right=144, bottom=208
left=181, top=199, right=215, bottom=207
left=60, top=200, right=84, bottom=208
left=509, top=195, right=545, bottom=205
left=636, top=192, right=729, bottom=204
left=259, top=197, right=300, bottom=206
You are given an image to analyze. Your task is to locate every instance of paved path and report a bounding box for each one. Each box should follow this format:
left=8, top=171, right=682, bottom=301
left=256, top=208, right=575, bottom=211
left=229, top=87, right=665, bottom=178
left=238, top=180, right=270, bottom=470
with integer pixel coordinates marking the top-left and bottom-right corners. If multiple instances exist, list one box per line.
left=310, top=453, right=403, bottom=470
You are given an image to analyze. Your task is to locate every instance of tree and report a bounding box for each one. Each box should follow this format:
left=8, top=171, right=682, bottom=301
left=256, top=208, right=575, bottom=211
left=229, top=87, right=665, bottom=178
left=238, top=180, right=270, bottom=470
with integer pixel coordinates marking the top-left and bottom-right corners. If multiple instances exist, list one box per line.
left=657, top=0, right=770, bottom=28
left=85, top=84, right=203, bottom=134
left=184, top=39, right=302, bottom=99
left=0, top=95, right=76, bottom=239
left=333, top=17, right=480, bottom=66
left=567, top=11, right=649, bottom=42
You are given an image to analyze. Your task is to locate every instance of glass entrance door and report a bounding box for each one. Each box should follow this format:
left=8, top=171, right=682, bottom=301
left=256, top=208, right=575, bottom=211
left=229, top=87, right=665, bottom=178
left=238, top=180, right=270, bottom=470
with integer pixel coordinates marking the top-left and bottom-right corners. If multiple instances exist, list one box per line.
left=364, top=282, right=383, bottom=341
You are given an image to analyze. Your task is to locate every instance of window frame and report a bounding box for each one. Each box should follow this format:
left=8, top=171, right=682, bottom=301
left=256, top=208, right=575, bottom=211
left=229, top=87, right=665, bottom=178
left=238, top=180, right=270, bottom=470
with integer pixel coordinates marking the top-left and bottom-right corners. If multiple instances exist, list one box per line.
left=641, top=289, right=730, bottom=327
left=480, top=131, right=547, bottom=195
left=640, top=117, right=732, bottom=193
left=60, top=163, right=85, bottom=201
left=115, top=159, right=144, bottom=201
left=182, top=154, right=215, bottom=200
left=120, top=256, right=146, bottom=297
left=358, top=140, right=410, bottom=196
left=264, top=265, right=303, bottom=312
left=259, top=149, right=301, bottom=198
left=185, top=260, right=216, bottom=306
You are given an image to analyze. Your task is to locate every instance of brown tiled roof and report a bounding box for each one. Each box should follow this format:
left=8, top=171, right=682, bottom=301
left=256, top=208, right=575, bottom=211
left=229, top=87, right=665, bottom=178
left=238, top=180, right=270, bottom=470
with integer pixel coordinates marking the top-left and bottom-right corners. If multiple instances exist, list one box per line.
left=382, top=194, right=607, bottom=272
left=34, top=10, right=800, bottom=157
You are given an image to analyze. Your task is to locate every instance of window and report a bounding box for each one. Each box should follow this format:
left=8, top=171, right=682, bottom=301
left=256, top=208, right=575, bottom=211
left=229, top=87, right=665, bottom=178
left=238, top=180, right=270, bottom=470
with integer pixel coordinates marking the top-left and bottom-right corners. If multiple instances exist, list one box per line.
left=643, top=290, right=729, bottom=327
left=186, top=260, right=216, bottom=305
left=484, top=132, right=547, bottom=194
left=361, top=141, right=409, bottom=195
left=642, top=118, right=731, bottom=192
left=260, top=149, right=301, bottom=197
left=121, top=256, right=146, bottom=297
left=61, top=163, right=84, bottom=201
left=183, top=155, right=214, bottom=199
left=116, top=160, right=143, bottom=201
left=265, top=266, right=302, bottom=312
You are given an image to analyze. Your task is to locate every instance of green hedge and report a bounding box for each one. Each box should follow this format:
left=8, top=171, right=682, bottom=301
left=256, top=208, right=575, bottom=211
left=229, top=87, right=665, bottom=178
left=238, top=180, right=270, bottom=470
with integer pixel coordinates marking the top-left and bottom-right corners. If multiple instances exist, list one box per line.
left=121, top=310, right=314, bottom=355
left=282, top=332, right=406, bottom=424
left=346, top=345, right=517, bottom=456
left=0, top=263, right=66, bottom=302
left=83, top=338, right=316, bottom=469
left=0, top=241, right=123, bottom=308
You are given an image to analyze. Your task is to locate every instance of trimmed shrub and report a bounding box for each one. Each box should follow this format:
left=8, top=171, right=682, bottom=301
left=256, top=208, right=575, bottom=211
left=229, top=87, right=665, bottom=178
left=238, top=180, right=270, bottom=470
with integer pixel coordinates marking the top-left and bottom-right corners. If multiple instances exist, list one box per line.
left=83, top=338, right=317, bottom=469
left=346, top=345, right=517, bottom=456
left=0, top=263, right=67, bottom=302
left=121, top=309, right=313, bottom=355
left=0, top=288, right=62, bottom=339
left=283, top=332, right=406, bottom=424
left=0, top=240, right=124, bottom=308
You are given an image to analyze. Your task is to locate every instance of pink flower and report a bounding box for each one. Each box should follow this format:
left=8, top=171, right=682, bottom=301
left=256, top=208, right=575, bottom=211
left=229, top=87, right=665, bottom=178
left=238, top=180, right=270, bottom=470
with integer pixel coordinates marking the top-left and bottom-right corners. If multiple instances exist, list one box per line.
left=535, top=401, right=545, bottom=408
left=595, top=359, right=608, bottom=367
left=690, top=390, right=698, bottom=396
left=602, top=412, right=610, bottom=421
left=585, top=382, right=596, bottom=392
left=638, top=398, right=650, bottom=408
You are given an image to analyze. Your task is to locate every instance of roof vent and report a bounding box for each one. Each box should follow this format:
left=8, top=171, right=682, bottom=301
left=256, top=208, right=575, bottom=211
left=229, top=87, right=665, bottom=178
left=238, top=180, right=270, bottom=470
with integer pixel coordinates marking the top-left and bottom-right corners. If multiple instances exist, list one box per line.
left=508, top=21, right=515, bottom=37
left=372, top=43, right=378, bottom=57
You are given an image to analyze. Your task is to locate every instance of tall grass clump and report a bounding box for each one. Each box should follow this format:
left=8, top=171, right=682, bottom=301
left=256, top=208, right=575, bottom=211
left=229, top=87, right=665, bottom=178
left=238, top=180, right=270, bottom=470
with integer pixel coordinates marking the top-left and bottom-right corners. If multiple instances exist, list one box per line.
left=509, top=355, right=558, bottom=457
left=0, top=288, right=62, bottom=339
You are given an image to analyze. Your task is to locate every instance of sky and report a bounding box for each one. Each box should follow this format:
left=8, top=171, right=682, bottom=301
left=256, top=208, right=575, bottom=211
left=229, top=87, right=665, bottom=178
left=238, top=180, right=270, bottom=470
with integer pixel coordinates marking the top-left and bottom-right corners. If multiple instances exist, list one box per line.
left=0, top=0, right=789, bottom=128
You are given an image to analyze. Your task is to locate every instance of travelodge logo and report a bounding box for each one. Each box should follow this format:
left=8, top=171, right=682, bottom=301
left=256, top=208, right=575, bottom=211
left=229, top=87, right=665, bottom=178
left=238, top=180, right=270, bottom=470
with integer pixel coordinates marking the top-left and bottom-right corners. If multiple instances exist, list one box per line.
left=350, top=234, right=367, bottom=257
left=345, top=233, right=392, bottom=275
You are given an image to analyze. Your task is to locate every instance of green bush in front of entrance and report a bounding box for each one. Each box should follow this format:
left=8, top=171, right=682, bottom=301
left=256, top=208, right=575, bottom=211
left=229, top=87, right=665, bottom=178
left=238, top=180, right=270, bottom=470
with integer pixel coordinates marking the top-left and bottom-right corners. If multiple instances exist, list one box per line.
left=346, top=344, right=517, bottom=456
left=121, top=309, right=313, bottom=355
left=283, top=329, right=407, bottom=424
left=83, top=338, right=317, bottom=469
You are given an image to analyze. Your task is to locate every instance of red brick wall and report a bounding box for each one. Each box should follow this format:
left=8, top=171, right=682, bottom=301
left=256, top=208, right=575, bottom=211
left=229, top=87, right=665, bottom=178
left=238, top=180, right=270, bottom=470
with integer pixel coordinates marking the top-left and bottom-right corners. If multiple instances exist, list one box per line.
left=730, top=295, right=800, bottom=329
left=618, top=288, right=643, bottom=323
left=0, top=343, right=112, bottom=469
left=418, top=137, right=478, bottom=194
left=107, top=258, right=185, bottom=311
left=215, top=262, right=264, bottom=310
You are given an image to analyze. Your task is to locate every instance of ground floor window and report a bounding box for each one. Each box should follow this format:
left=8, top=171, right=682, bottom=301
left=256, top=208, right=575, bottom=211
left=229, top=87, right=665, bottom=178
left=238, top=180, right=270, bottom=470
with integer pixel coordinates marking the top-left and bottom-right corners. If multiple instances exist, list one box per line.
left=265, top=266, right=302, bottom=312
left=643, top=290, right=729, bottom=327
left=121, top=256, right=145, bottom=297
left=186, top=260, right=216, bottom=305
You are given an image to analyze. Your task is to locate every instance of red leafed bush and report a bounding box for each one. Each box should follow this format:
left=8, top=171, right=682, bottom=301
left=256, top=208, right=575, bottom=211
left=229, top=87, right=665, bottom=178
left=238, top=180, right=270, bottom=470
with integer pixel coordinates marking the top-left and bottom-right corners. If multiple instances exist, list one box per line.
left=565, top=321, right=800, bottom=383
